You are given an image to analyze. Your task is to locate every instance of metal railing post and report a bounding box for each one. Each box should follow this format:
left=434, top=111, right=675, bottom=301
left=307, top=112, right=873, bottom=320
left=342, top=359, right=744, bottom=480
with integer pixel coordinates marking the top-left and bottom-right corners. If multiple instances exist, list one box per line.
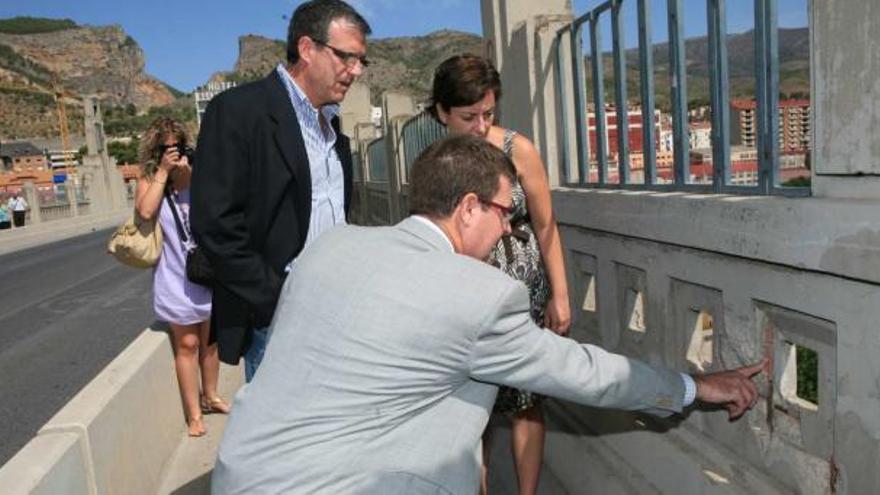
left=708, top=0, right=731, bottom=191
left=755, top=0, right=780, bottom=194
left=611, top=0, right=630, bottom=184
left=590, top=13, right=609, bottom=184
left=637, top=0, right=657, bottom=186
left=570, top=20, right=590, bottom=185
left=667, top=0, right=690, bottom=185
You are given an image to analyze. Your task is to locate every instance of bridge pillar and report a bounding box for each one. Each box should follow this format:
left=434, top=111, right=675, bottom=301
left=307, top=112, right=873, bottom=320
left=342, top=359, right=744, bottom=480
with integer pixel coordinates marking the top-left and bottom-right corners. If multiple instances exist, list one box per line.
left=81, top=96, right=127, bottom=213
left=65, top=177, right=79, bottom=217
left=481, top=0, right=573, bottom=186
left=22, top=181, right=41, bottom=225
left=812, top=1, right=880, bottom=199
left=339, top=82, right=373, bottom=138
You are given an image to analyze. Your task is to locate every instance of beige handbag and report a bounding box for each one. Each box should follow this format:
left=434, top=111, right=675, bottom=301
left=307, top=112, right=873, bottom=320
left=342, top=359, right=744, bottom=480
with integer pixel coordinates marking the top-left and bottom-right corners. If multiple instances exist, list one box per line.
left=107, top=210, right=163, bottom=268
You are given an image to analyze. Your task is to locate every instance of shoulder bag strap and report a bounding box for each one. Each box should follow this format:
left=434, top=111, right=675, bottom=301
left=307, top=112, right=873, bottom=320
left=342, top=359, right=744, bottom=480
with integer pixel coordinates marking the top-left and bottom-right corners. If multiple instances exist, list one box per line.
left=164, top=189, right=189, bottom=244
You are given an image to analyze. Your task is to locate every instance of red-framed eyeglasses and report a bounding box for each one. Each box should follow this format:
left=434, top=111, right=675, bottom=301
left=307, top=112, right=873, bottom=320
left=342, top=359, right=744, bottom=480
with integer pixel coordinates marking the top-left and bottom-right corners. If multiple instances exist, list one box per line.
left=480, top=198, right=514, bottom=223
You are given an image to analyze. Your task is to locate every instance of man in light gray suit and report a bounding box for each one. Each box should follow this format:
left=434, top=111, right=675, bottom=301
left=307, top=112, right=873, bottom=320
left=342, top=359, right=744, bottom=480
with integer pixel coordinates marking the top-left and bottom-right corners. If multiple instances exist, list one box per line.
left=213, top=135, right=763, bottom=494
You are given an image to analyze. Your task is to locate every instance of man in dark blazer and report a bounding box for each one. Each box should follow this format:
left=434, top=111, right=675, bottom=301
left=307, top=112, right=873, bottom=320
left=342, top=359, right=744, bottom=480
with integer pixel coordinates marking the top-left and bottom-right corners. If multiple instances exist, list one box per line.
left=191, top=0, right=371, bottom=380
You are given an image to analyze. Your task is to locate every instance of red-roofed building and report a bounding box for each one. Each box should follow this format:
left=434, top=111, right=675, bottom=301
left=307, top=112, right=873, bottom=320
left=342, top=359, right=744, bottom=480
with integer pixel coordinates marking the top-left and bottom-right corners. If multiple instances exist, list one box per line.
left=588, top=108, right=662, bottom=163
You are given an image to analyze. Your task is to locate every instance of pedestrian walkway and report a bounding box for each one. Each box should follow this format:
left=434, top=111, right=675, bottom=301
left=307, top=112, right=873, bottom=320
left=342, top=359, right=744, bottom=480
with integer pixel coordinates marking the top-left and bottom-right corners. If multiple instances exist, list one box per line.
left=157, top=364, right=242, bottom=494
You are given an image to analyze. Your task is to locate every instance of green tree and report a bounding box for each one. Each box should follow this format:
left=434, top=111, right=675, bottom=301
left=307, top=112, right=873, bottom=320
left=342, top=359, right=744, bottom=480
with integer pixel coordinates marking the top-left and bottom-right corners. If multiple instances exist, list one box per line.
left=107, top=139, right=140, bottom=164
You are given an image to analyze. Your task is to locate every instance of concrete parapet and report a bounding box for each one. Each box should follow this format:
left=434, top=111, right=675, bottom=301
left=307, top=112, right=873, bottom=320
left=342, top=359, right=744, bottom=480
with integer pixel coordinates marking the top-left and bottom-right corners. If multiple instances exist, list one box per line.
left=554, top=187, right=880, bottom=493
left=0, top=329, right=185, bottom=494
left=0, top=208, right=128, bottom=257
left=552, top=189, right=880, bottom=286
left=0, top=433, right=92, bottom=495
left=38, top=329, right=183, bottom=495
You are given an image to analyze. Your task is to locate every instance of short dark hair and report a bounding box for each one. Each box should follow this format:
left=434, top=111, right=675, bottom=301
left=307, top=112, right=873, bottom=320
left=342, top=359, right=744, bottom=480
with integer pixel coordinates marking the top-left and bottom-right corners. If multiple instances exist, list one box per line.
left=286, top=0, right=371, bottom=64
left=430, top=54, right=502, bottom=119
left=409, top=134, right=516, bottom=218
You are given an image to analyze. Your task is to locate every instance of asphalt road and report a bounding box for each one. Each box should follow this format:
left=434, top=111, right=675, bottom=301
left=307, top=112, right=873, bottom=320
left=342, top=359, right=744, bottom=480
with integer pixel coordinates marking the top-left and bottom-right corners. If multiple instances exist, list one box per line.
left=0, top=228, right=155, bottom=466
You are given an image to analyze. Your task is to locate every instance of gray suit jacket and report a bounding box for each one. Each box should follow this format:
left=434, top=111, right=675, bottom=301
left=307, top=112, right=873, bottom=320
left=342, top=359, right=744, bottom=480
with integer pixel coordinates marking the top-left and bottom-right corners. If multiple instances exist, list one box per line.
left=213, top=217, right=685, bottom=494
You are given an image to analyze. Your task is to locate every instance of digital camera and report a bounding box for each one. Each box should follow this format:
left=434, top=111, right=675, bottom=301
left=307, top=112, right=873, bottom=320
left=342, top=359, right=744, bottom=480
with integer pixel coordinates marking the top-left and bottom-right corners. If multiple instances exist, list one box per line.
left=159, top=144, right=195, bottom=166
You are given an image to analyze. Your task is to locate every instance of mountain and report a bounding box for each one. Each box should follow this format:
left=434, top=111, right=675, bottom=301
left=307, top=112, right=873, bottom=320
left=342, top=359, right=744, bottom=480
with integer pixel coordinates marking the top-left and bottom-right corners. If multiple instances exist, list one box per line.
left=218, top=26, right=808, bottom=111
left=0, top=16, right=177, bottom=140
left=212, top=29, right=485, bottom=105
left=585, top=27, right=809, bottom=110
left=0, top=17, right=809, bottom=141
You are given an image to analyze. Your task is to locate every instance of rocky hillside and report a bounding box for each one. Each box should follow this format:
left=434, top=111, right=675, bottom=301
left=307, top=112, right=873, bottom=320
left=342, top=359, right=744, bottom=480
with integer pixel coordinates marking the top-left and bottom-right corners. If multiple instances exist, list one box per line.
left=587, top=27, right=810, bottom=110
left=0, top=17, right=176, bottom=139
left=219, top=26, right=809, bottom=110
left=214, top=30, right=485, bottom=105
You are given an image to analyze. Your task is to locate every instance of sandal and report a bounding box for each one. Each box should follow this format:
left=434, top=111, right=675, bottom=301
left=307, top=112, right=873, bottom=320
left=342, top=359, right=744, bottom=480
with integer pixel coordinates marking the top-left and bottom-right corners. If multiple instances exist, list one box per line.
left=188, top=416, right=206, bottom=437
left=201, top=395, right=231, bottom=414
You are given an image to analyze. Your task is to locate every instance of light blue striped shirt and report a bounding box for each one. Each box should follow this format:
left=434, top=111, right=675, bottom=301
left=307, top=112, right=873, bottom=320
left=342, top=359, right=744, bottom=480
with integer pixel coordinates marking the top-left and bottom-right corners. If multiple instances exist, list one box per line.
left=276, top=64, right=346, bottom=269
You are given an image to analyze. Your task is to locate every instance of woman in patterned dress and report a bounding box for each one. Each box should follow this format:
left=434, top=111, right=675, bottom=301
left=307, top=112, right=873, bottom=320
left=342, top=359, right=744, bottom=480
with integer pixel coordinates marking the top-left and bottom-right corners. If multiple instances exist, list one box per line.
left=431, top=55, right=572, bottom=495
left=135, top=117, right=230, bottom=437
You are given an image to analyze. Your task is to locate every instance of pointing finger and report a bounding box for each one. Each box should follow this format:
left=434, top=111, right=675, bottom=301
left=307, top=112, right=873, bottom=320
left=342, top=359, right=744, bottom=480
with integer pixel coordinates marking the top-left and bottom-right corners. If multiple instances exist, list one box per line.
left=737, top=359, right=769, bottom=378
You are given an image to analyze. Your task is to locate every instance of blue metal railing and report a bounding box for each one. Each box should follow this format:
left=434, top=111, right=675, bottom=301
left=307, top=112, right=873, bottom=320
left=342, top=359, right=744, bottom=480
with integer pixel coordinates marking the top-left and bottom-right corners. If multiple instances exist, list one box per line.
left=400, top=112, right=447, bottom=184
left=554, top=0, right=807, bottom=196
left=352, top=151, right=362, bottom=182
left=366, top=137, right=388, bottom=183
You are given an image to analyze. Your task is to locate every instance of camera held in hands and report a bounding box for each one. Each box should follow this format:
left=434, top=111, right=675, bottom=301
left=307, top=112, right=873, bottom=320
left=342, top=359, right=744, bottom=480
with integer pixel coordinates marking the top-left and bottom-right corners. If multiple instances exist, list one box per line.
left=158, top=144, right=195, bottom=166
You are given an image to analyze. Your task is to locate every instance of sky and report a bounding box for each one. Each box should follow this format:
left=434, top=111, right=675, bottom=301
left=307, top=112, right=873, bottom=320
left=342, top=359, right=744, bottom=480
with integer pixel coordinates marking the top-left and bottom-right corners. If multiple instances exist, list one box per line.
left=0, top=0, right=807, bottom=93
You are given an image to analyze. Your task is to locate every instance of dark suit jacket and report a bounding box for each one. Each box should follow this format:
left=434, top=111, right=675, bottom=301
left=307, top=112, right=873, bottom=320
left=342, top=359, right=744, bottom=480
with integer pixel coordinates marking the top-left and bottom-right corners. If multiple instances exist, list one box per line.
left=191, top=70, right=352, bottom=364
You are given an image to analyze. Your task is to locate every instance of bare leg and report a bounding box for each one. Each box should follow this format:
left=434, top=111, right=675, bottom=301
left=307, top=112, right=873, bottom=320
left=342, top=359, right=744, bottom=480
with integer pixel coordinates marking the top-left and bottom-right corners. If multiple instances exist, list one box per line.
left=170, top=322, right=205, bottom=436
left=510, top=405, right=545, bottom=495
left=197, top=320, right=228, bottom=413
left=480, top=423, right=494, bottom=495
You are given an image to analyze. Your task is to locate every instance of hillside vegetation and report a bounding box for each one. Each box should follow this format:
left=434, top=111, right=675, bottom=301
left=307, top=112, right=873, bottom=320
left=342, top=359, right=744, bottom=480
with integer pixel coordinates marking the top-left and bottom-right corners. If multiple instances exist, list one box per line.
left=0, top=17, right=178, bottom=139
left=585, top=27, right=809, bottom=111
left=218, top=30, right=484, bottom=105
left=0, top=17, right=78, bottom=35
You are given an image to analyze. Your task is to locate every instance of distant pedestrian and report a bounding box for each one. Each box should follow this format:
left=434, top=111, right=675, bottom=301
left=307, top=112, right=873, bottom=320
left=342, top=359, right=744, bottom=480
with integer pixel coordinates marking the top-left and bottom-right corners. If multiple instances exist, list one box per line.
left=136, top=117, right=229, bottom=437
left=0, top=200, right=10, bottom=230
left=9, top=194, right=28, bottom=228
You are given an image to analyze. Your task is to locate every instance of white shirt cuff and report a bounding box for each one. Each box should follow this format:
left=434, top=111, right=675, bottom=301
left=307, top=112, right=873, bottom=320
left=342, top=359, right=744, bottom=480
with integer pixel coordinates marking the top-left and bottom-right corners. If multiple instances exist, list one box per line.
left=681, top=373, right=697, bottom=407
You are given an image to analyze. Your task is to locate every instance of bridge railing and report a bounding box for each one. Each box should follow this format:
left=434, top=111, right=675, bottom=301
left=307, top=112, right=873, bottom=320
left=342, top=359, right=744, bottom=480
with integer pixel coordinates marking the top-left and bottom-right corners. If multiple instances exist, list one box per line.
left=398, top=112, right=448, bottom=218
left=554, top=0, right=806, bottom=196
left=351, top=108, right=448, bottom=226
left=363, top=136, right=392, bottom=226
left=401, top=111, right=448, bottom=184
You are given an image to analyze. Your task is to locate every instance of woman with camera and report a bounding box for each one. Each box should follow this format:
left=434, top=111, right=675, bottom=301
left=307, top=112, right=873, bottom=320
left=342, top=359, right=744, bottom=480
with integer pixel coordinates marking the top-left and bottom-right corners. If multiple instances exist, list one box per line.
left=135, top=117, right=229, bottom=437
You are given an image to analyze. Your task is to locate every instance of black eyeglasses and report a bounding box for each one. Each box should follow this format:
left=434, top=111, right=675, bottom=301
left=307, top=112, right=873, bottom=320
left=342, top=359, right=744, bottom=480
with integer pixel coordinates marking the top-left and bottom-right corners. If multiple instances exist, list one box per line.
left=480, top=198, right=514, bottom=223
left=313, top=39, right=370, bottom=69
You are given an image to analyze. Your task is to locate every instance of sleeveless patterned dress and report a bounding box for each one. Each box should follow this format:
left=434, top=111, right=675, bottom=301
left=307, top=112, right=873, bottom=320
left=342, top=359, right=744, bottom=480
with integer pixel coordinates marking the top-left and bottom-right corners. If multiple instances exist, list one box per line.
left=489, top=129, right=550, bottom=414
